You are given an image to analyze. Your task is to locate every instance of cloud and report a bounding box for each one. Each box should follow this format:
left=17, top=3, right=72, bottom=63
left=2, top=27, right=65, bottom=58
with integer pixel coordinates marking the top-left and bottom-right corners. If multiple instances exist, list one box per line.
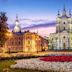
left=22, top=21, right=56, bottom=29
left=9, top=18, right=55, bottom=28
left=19, top=18, right=50, bottom=27
left=8, top=19, right=56, bottom=37
left=22, top=21, right=56, bottom=37
left=29, top=27, right=56, bottom=37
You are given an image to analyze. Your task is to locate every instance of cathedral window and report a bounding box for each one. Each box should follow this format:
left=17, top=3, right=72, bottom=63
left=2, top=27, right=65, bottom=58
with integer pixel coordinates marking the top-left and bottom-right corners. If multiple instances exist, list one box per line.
left=64, top=27, right=65, bottom=30
left=64, top=22, right=65, bottom=24
left=52, top=38, right=53, bottom=41
left=59, top=21, right=60, bottom=24
left=63, top=36, right=65, bottom=39
left=56, top=37, right=58, bottom=40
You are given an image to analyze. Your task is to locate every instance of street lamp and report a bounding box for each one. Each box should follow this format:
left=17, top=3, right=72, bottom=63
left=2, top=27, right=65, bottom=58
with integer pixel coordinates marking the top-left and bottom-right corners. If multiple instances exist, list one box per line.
left=6, top=31, right=12, bottom=37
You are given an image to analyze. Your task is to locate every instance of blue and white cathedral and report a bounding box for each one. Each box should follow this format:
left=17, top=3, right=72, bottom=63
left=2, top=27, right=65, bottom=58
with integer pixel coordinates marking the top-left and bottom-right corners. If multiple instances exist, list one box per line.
left=49, top=6, right=72, bottom=51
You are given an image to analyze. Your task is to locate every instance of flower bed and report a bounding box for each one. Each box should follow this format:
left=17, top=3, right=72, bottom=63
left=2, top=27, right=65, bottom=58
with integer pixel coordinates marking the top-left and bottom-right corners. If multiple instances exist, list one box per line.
left=40, top=56, right=72, bottom=62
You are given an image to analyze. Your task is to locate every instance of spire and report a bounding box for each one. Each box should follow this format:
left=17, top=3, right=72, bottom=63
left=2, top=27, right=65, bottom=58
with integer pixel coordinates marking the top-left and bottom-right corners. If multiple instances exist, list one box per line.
left=57, top=10, right=60, bottom=17
left=16, top=14, right=19, bottom=22
left=62, top=4, right=66, bottom=16
left=13, top=14, right=21, bottom=33
left=37, top=30, right=38, bottom=34
left=15, top=14, right=19, bottom=26
left=69, top=10, right=71, bottom=17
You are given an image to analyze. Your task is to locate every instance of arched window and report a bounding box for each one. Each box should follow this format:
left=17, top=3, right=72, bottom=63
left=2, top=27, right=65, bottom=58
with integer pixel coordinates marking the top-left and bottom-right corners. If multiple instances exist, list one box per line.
left=52, top=38, right=53, bottom=41
left=59, top=21, right=60, bottom=24
left=28, top=40, right=30, bottom=44
left=63, top=36, right=65, bottom=39
left=12, top=42, right=13, bottom=45
left=19, top=41, right=20, bottom=45
left=63, top=43, right=66, bottom=49
left=64, top=27, right=65, bottom=30
left=56, top=37, right=58, bottom=40
left=64, top=22, right=65, bottom=24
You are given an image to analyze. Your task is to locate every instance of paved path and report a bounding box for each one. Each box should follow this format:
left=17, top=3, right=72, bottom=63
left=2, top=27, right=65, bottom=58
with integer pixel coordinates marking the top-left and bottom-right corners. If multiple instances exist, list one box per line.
left=11, top=58, right=72, bottom=72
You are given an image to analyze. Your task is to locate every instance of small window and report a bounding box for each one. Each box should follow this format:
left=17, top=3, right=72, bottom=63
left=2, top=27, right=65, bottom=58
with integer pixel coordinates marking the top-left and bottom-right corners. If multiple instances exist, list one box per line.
left=52, top=38, right=53, bottom=40
left=63, top=36, right=65, bottom=39
left=12, top=42, right=13, bottom=45
left=19, top=37, right=21, bottom=40
left=56, top=37, right=58, bottom=40
left=0, top=44, right=3, bottom=47
left=28, top=40, right=30, bottom=44
left=59, top=21, right=60, bottom=24
left=64, top=22, right=65, bottom=24
left=19, top=42, right=20, bottom=44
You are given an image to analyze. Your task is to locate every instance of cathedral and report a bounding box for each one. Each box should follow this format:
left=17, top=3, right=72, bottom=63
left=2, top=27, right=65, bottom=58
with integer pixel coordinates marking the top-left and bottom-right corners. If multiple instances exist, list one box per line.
left=2, top=15, right=48, bottom=53
left=49, top=6, right=72, bottom=51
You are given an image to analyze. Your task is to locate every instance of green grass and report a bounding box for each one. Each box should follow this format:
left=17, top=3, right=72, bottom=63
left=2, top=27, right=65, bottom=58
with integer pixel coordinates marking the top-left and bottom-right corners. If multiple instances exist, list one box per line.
left=0, top=60, right=61, bottom=72
left=0, top=60, right=15, bottom=72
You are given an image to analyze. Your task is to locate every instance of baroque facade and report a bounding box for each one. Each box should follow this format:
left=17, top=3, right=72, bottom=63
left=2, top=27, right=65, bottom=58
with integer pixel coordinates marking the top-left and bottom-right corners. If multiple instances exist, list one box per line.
left=2, top=15, right=48, bottom=53
left=49, top=7, right=72, bottom=51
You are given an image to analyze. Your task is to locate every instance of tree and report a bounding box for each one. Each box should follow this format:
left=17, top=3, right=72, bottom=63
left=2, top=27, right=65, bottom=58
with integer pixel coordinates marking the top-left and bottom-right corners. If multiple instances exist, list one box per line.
left=0, top=12, right=8, bottom=47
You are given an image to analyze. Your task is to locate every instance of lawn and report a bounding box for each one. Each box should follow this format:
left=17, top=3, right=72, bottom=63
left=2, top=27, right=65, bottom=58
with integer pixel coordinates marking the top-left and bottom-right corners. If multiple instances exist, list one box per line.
left=0, top=59, right=60, bottom=72
left=0, top=60, right=15, bottom=72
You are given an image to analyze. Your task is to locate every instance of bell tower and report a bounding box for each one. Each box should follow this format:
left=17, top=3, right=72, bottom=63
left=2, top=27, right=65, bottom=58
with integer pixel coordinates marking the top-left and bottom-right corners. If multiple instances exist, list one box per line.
left=56, top=10, right=61, bottom=33
left=69, top=10, right=72, bottom=32
left=62, top=5, right=66, bottom=16
left=56, top=5, right=71, bottom=33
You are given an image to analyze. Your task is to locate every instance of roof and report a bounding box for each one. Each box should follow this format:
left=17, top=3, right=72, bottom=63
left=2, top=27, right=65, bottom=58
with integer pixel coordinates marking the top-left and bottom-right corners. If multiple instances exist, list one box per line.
left=59, top=15, right=70, bottom=19
left=12, top=31, right=24, bottom=35
left=56, top=30, right=69, bottom=33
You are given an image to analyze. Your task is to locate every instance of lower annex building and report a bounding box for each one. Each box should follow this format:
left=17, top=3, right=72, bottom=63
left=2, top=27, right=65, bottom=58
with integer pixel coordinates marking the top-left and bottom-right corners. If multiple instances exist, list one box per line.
left=3, top=16, right=48, bottom=53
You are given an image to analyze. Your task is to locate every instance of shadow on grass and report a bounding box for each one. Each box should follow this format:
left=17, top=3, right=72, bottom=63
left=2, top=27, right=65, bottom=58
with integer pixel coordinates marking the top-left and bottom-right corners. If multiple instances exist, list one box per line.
left=10, top=68, right=61, bottom=72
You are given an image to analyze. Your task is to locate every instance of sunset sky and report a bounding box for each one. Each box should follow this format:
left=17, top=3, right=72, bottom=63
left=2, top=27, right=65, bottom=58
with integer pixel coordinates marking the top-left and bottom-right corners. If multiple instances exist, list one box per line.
left=0, top=0, right=72, bottom=37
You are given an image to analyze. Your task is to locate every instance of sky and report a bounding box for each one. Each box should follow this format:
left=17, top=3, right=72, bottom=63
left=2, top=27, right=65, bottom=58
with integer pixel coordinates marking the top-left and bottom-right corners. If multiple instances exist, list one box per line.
left=0, top=0, right=72, bottom=36
left=0, top=0, right=72, bottom=23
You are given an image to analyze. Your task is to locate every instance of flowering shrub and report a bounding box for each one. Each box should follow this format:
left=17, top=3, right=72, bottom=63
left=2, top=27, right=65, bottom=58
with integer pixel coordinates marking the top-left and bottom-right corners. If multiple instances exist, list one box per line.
left=40, top=56, right=72, bottom=62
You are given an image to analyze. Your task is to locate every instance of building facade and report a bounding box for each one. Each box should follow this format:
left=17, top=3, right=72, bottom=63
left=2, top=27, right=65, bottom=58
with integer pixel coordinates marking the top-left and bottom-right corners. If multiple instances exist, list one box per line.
left=49, top=7, right=72, bottom=51
left=3, top=15, right=48, bottom=53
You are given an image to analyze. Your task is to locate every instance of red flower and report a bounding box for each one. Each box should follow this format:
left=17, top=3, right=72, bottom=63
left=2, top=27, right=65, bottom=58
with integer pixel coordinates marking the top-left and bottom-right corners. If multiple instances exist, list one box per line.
left=40, top=56, right=72, bottom=62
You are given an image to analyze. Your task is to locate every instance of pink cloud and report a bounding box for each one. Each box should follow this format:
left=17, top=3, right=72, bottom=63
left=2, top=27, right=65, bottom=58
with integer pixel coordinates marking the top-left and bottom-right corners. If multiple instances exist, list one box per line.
left=30, top=27, right=56, bottom=37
